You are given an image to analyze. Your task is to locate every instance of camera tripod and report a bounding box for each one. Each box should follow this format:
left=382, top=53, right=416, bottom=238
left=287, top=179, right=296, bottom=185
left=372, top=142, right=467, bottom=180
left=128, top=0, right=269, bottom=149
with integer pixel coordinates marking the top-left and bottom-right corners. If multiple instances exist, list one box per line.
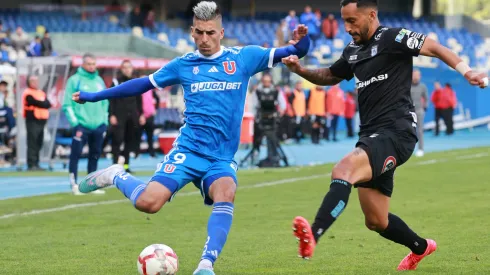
left=239, top=124, right=289, bottom=168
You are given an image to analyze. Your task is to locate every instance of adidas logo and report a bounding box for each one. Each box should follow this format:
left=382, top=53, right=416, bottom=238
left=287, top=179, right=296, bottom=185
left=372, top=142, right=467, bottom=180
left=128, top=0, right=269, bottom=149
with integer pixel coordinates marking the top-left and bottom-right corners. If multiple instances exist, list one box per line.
left=208, top=66, right=219, bottom=73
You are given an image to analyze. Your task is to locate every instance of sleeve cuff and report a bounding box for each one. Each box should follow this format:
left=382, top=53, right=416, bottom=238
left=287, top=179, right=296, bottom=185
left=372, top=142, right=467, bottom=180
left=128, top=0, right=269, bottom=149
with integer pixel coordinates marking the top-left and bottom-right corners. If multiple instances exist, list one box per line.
left=268, top=48, right=276, bottom=68
left=149, top=74, right=161, bottom=89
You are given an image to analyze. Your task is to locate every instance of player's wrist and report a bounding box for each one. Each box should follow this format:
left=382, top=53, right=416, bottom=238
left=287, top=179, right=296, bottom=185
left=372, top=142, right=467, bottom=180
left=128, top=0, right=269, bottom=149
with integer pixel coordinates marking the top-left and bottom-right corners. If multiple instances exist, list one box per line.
left=455, top=62, right=472, bottom=78
left=296, top=65, right=306, bottom=74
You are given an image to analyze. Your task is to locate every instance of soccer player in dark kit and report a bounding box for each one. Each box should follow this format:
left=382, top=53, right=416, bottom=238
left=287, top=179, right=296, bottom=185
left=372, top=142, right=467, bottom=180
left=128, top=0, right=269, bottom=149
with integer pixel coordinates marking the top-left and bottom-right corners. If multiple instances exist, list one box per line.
left=282, top=0, right=488, bottom=271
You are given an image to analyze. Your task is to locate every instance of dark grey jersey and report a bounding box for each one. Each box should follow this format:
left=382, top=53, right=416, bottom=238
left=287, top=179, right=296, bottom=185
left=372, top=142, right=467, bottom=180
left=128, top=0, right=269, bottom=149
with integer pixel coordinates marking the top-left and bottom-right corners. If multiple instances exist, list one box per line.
left=330, top=26, right=427, bottom=134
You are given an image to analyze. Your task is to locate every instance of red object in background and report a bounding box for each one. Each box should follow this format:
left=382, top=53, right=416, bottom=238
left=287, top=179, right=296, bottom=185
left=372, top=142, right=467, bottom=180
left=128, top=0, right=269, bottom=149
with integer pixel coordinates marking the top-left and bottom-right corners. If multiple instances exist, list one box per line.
left=158, top=132, right=179, bottom=154
left=240, top=113, right=254, bottom=145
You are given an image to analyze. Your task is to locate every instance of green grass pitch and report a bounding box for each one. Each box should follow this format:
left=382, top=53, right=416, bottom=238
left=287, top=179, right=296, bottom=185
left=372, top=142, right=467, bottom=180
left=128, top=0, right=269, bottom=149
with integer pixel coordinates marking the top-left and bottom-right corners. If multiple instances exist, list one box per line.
left=1, top=147, right=490, bottom=274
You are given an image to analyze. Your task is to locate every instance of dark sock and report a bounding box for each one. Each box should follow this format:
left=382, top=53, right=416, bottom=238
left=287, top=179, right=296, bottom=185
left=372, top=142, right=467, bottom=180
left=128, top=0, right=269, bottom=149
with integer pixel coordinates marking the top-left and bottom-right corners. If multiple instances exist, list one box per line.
left=311, top=179, right=352, bottom=242
left=379, top=213, right=428, bottom=255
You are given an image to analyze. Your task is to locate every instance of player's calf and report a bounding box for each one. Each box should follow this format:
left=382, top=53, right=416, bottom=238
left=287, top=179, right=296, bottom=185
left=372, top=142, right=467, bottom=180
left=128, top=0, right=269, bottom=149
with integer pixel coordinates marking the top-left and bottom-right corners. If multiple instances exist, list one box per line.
left=308, top=148, right=371, bottom=243
left=134, top=182, right=172, bottom=214
left=195, top=177, right=236, bottom=274
left=82, top=166, right=173, bottom=214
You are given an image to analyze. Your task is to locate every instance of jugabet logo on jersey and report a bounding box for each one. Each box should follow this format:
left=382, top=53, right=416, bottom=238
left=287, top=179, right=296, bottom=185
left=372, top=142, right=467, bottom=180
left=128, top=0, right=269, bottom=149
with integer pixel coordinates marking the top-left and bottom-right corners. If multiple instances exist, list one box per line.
left=191, top=82, right=243, bottom=93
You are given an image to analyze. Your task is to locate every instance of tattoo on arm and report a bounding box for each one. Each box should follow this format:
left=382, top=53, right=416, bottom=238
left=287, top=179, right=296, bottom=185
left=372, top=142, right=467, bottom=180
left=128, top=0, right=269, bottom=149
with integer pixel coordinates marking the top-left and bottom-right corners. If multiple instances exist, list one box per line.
left=297, top=68, right=344, bottom=86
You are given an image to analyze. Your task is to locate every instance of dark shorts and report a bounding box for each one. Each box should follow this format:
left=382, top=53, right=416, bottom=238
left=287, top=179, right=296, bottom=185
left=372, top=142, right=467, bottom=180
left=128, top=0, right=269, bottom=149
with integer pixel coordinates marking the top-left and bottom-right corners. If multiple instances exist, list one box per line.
left=354, top=128, right=417, bottom=197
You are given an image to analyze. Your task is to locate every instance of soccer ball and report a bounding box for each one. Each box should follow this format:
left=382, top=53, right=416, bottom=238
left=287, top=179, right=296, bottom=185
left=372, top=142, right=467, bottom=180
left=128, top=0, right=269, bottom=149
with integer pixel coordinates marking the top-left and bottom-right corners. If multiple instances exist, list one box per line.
left=137, top=244, right=179, bottom=275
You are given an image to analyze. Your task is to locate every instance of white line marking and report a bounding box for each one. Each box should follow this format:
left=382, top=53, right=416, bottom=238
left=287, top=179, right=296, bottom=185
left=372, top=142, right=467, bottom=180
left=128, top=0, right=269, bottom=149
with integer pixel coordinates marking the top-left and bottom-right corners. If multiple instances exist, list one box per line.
left=1, top=151, right=488, bottom=220
left=412, top=152, right=489, bottom=166
left=0, top=174, right=331, bottom=220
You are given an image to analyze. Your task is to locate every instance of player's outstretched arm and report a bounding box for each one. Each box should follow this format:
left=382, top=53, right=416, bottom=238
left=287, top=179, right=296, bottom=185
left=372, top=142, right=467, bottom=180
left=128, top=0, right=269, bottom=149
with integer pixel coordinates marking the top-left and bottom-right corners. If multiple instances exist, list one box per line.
left=420, top=38, right=488, bottom=88
left=73, top=77, right=155, bottom=104
left=272, top=25, right=311, bottom=63
left=282, top=55, right=344, bottom=86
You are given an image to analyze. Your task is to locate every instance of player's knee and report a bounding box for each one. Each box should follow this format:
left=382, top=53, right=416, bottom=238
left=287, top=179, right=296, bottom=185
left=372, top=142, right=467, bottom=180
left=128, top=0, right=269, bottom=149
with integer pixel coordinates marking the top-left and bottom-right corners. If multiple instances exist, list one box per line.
left=213, top=187, right=236, bottom=203
left=210, top=179, right=236, bottom=203
left=331, top=158, right=356, bottom=182
left=135, top=194, right=166, bottom=214
left=364, top=217, right=388, bottom=232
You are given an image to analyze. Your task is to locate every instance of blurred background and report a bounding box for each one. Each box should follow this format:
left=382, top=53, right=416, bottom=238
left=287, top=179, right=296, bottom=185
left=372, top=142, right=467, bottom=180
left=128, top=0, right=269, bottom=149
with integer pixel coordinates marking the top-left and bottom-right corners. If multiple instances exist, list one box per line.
left=0, top=0, right=489, bottom=199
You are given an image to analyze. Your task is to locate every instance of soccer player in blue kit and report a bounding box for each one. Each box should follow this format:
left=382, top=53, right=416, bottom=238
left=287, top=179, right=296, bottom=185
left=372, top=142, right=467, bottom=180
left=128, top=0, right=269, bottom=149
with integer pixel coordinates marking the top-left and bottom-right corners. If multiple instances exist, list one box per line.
left=72, top=1, right=310, bottom=274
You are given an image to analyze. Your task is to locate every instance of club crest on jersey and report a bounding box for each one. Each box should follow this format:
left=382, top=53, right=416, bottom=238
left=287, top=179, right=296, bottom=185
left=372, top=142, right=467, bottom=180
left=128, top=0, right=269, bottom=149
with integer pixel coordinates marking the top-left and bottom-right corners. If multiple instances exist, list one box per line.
left=163, top=164, right=176, bottom=173
left=382, top=156, right=396, bottom=173
left=193, top=66, right=199, bottom=75
left=371, top=45, right=378, bottom=56
left=222, top=61, right=236, bottom=75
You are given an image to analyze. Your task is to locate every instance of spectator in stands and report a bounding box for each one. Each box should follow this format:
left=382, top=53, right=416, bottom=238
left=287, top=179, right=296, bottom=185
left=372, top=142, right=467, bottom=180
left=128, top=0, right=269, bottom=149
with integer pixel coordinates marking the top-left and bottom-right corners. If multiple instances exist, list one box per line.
left=109, top=60, right=143, bottom=172
left=431, top=82, right=457, bottom=136
left=279, top=85, right=294, bottom=141
left=300, top=5, right=321, bottom=47
left=308, top=85, right=326, bottom=144
left=0, top=21, right=7, bottom=44
left=410, top=69, right=428, bottom=157
left=285, top=10, right=299, bottom=40
left=322, top=14, right=338, bottom=40
left=130, top=6, right=144, bottom=28
left=326, top=84, right=345, bottom=142
left=28, top=36, right=42, bottom=57
left=0, top=42, right=9, bottom=64
left=145, top=9, right=156, bottom=33
left=22, top=75, right=51, bottom=171
left=276, top=20, right=289, bottom=47
left=289, top=80, right=306, bottom=143
left=10, top=26, right=30, bottom=53
left=0, top=87, right=15, bottom=167
left=62, top=53, right=108, bottom=195
left=344, top=91, right=356, bottom=138
left=138, top=74, right=159, bottom=158
left=0, top=81, right=8, bottom=103
left=41, top=31, right=53, bottom=57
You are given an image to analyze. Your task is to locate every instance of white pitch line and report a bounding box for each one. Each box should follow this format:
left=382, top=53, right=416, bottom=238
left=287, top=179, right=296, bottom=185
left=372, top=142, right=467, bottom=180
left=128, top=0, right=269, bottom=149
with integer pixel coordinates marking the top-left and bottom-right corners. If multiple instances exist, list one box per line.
left=0, top=174, right=331, bottom=220
left=413, top=152, right=489, bottom=166
left=1, top=151, right=488, bottom=220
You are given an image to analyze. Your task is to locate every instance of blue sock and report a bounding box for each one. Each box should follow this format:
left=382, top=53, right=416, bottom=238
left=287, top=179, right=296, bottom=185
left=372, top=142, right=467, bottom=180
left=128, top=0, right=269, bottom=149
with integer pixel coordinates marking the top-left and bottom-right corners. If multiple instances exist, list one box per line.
left=200, top=202, right=234, bottom=265
left=113, top=172, right=146, bottom=205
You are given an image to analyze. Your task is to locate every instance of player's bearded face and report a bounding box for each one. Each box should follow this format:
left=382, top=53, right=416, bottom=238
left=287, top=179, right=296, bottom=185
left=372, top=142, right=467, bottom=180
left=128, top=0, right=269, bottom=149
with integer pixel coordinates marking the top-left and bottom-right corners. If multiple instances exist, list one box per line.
left=191, top=19, right=224, bottom=56
left=341, top=4, right=374, bottom=44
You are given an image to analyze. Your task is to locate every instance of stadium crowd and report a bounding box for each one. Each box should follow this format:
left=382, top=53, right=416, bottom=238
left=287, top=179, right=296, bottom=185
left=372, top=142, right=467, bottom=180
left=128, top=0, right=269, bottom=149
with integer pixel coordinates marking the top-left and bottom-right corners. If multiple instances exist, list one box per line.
left=0, top=2, right=462, bottom=172
left=0, top=21, right=54, bottom=64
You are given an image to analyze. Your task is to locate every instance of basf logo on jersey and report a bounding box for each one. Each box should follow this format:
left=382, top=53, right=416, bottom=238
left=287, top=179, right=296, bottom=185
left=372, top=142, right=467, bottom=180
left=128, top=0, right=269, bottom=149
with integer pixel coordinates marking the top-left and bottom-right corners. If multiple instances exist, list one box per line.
left=191, top=82, right=242, bottom=93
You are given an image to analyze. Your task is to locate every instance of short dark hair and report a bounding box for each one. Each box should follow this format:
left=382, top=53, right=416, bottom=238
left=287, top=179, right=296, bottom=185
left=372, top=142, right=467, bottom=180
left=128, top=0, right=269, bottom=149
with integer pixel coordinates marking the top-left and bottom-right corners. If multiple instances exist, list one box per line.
left=82, top=53, right=96, bottom=63
left=121, top=59, right=132, bottom=66
left=340, top=0, right=378, bottom=8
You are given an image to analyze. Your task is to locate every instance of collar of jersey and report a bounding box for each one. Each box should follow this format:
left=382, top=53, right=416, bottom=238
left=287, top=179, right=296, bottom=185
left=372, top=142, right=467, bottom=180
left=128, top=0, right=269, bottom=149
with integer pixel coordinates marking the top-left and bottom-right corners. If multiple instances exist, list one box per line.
left=356, top=25, right=384, bottom=47
left=196, top=46, right=225, bottom=59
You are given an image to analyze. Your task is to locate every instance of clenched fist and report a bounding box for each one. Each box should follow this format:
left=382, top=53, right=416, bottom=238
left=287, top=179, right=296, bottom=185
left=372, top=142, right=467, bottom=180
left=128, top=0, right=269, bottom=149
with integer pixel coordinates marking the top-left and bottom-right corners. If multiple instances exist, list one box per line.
left=282, top=55, right=303, bottom=73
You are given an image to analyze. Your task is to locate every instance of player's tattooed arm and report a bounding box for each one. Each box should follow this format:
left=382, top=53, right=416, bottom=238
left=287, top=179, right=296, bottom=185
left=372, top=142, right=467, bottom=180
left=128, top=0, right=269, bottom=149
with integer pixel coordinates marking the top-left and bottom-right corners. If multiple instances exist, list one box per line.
left=295, top=67, right=343, bottom=86
left=282, top=55, right=343, bottom=86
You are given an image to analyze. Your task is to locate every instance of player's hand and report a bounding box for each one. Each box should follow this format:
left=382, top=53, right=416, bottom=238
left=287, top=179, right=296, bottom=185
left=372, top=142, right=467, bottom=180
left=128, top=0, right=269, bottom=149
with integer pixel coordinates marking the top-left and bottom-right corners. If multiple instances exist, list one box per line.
left=139, top=115, right=146, bottom=126
left=282, top=55, right=302, bottom=73
left=289, top=24, right=308, bottom=45
left=464, top=71, right=489, bottom=89
left=72, top=92, right=86, bottom=104
left=110, top=115, right=118, bottom=126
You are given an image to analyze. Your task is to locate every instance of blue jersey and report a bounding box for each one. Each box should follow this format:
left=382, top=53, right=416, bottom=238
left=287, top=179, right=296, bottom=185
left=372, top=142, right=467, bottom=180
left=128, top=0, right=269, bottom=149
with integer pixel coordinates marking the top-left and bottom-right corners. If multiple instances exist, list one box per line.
left=149, top=46, right=275, bottom=160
